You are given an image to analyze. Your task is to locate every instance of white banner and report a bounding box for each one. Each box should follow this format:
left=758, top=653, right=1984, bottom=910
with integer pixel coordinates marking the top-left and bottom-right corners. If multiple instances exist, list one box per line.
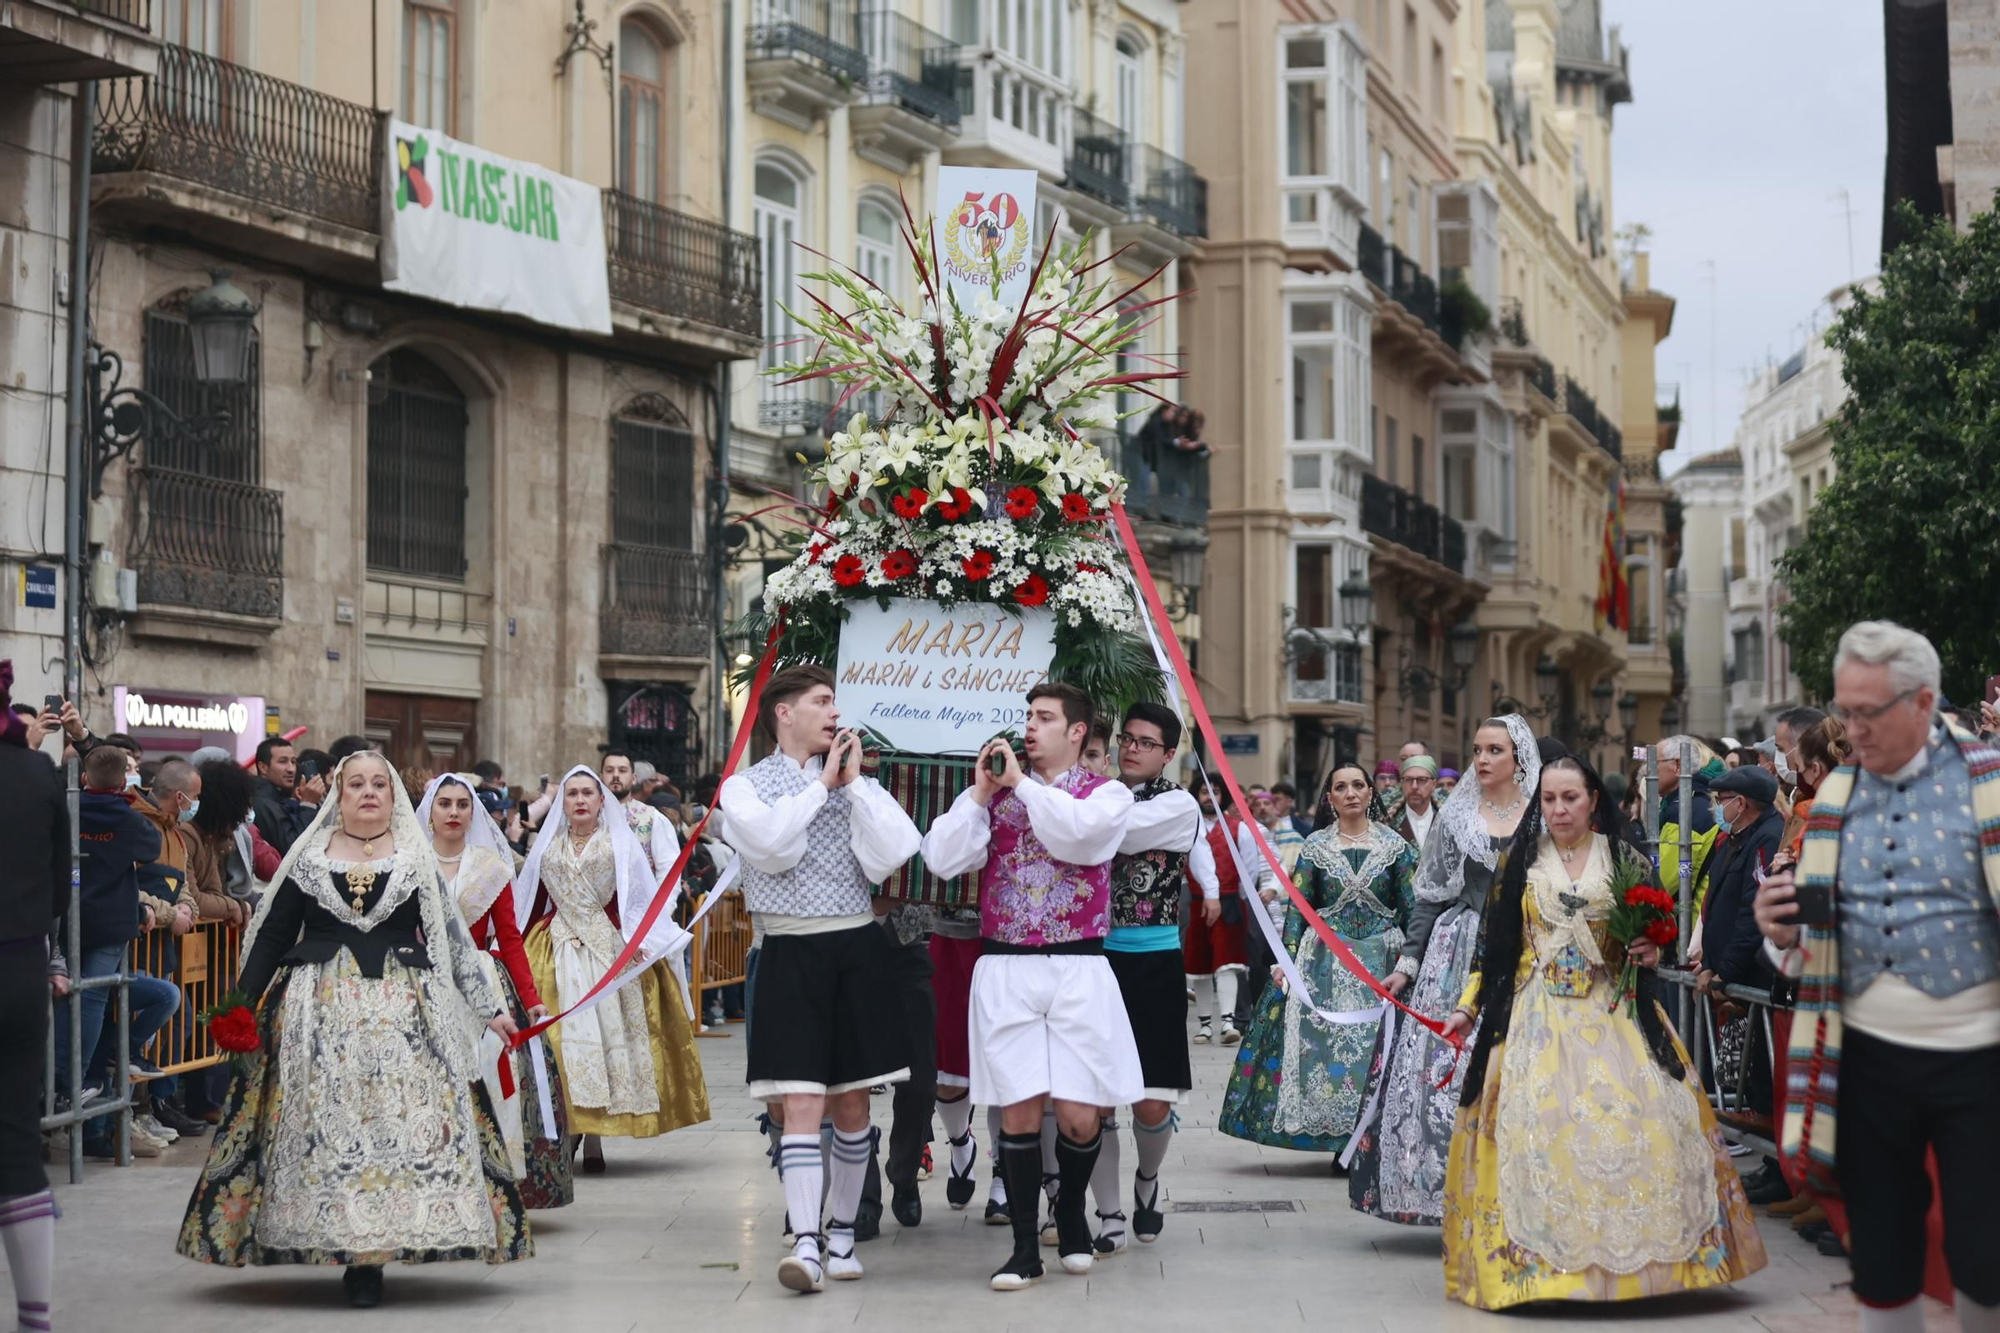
left=835, top=598, right=1056, bottom=755
left=934, top=166, right=1040, bottom=316
left=380, top=118, right=612, bottom=334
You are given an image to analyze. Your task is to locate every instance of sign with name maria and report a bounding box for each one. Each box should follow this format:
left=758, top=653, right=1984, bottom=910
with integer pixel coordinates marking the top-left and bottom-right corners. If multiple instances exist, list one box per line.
left=935, top=166, right=1040, bottom=317
left=836, top=598, right=1057, bottom=756
left=380, top=118, right=612, bottom=334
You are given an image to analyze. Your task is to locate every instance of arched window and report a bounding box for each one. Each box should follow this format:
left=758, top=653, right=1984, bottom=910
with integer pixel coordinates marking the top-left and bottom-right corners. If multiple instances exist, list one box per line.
left=366, top=349, right=467, bottom=580
left=403, top=0, right=456, bottom=133
left=611, top=395, right=696, bottom=551
left=856, top=197, right=900, bottom=302
left=755, top=159, right=806, bottom=380
left=619, top=19, right=668, bottom=202
left=1115, top=33, right=1143, bottom=138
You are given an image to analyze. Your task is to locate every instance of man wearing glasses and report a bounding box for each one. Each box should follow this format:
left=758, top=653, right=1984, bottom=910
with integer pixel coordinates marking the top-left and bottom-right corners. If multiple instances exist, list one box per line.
left=1754, top=622, right=2000, bottom=1333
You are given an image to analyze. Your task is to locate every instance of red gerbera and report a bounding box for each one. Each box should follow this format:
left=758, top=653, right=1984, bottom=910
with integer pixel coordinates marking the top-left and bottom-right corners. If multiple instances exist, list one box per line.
left=1004, top=486, right=1040, bottom=520
left=962, top=550, right=996, bottom=581
left=891, top=488, right=929, bottom=520
left=831, top=553, right=868, bottom=587
left=881, top=549, right=917, bottom=580
left=1012, top=573, right=1050, bottom=606
left=1060, top=492, right=1095, bottom=522
left=806, top=539, right=831, bottom=565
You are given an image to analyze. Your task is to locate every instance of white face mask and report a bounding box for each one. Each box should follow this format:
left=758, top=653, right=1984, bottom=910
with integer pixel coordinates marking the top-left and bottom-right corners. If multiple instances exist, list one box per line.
left=124, top=773, right=141, bottom=790
left=1774, top=749, right=1795, bottom=783
left=178, top=797, right=200, bottom=824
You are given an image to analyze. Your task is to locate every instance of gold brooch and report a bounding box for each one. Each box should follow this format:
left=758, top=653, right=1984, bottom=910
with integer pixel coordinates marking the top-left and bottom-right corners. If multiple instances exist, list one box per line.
left=345, top=863, right=379, bottom=914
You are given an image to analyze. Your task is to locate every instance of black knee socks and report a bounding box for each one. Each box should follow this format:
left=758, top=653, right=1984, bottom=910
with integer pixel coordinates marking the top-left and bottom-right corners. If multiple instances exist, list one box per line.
left=999, top=1131, right=1044, bottom=1252
left=1054, top=1128, right=1102, bottom=1227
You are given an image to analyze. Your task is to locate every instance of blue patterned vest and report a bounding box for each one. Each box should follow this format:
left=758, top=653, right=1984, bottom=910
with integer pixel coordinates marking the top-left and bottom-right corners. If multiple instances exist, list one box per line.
left=736, top=752, right=872, bottom=918
left=1839, top=736, right=2000, bottom=999
left=1109, top=777, right=1191, bottom=931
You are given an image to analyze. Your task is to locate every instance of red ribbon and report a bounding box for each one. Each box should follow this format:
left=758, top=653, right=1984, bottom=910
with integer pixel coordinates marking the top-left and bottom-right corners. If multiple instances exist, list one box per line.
left=507, top=617, right=786, bottom=1052
left=1107, top=501, right=1458, bottom=1050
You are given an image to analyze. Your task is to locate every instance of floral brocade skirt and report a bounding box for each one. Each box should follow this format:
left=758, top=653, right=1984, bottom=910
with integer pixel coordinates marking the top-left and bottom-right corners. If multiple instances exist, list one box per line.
left=176, top=954, right=531, bottom=1267
left=492, top=961, right=574, bottom=1210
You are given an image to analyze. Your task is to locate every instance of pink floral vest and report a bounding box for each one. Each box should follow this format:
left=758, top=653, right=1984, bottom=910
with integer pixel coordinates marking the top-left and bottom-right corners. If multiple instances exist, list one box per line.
left=979, top=767, right=1114, bottom=947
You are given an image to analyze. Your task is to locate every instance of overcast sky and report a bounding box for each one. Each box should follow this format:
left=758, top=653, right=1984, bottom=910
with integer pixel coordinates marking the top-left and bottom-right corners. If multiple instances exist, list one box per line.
left=1608, top=0, right=1886, bottom=470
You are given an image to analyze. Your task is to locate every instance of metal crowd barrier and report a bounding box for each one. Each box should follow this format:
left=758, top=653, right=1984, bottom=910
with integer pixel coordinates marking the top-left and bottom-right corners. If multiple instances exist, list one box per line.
left=1655, top=966, right=1785, bottom=1161
left=687, top=888, right=750, bottom=1031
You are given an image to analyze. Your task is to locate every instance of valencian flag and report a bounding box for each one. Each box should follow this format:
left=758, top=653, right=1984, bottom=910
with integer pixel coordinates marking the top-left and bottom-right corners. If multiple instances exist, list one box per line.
left=1594, top=477, right=1629, bottom=631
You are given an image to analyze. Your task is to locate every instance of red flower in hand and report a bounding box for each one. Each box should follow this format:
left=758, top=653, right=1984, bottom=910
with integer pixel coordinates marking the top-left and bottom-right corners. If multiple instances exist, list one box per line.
left=1004, top=486, right=1040, bottom=520
left=1060, top=492, right=1095, bottom=523
left=881, top=550, right=917, bottom=581
left=831, top=553, right=868, bottom=587
left=962, top=550, right=997, bottom=581
left=891, top=488, right=929, bottom=520
left=209, top=1005, right=260, bottom=1054
left=1644, top=918, right=1679, bottom=946
left=806, top=540, right=831, bottom=565
left=1012, top=574, right=1050, bottom=606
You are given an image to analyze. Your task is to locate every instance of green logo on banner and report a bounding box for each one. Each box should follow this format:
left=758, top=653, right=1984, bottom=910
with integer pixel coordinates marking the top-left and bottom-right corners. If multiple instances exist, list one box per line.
left=395, top=135, right=434, bottom=211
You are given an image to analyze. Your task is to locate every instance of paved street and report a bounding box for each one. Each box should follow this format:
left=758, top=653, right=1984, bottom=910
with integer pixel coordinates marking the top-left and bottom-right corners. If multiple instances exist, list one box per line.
left=22, top=1019, right=1944, bottom=1333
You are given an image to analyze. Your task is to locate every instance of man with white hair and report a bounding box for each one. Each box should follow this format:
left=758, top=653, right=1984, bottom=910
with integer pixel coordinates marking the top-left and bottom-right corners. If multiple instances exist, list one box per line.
left=1755, top=621, right=2000, bottom=1333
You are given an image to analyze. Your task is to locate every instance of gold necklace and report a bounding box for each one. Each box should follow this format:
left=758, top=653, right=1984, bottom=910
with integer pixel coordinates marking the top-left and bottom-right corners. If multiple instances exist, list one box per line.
left=1554, top=835, right=1591, bottom=866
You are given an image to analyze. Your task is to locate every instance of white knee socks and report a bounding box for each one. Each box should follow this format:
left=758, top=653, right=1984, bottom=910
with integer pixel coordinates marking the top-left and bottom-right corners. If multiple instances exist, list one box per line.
left=1134, top=1110, right=1174, bottom=1181
left=779, top=1135, right=824, bottom=1259
left=1189, top=975, right=1216, bottom=1021
left=938, top=1095, right=976, bottom=1175
left=1091, top=1116, right=1123, bottom=1218
left=1216, top=970, right=1240, bottom=1022
left=826, top=1125, right=872, bottom=1240
left=0, top=1191, right=55, bottom=1333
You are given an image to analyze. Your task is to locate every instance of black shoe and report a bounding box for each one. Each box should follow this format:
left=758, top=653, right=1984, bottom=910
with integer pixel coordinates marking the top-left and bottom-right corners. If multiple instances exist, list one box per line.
left=891, top=1185, right=922, bottom=1228
left=989, top=1246, right=1044, bottom=1292
left=1798, top=1222, right=1829, bottom=1243
left=983, top=1197, right=1012, bottom=1225
left=1744, top=1173, right=1793, bottom=1206
left=853, top=1199, right=882, bottom=1243
left=1133, top=1171, right=1164, bottom=1243
left=945, top=1133, right=978, bottom=1208
left=152, top=1100, right=209, bottom=1137
left=343, top=1265, right=384, bottom=1308
left=1816, top=1231, right=1847, bottom=1258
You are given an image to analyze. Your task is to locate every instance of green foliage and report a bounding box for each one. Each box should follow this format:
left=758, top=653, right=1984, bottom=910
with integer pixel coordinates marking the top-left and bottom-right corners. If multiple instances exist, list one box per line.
left=1439, top=274, right=1493, bottom=346
left=1778, top=204, right=2000, bottom=700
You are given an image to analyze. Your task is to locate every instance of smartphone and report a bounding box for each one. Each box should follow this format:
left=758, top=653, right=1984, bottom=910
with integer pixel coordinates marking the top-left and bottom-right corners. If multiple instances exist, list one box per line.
left=539, top=773, right=551, bottom=791
left=1793, top=880, right=1834, bottom=927
left=43, top=694, right=61, bottom=714
left=298, top=759, right=319, bottom=782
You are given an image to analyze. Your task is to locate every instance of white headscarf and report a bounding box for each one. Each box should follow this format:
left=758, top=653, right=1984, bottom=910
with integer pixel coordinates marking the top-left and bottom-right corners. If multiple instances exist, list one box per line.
left=241, top=750, right=496, bottom=1082
left=417, top=771, right=518, bottom=923
left=513, top=765, right=691, bottom=972
left=1413, top=713, right=1541, bottom=905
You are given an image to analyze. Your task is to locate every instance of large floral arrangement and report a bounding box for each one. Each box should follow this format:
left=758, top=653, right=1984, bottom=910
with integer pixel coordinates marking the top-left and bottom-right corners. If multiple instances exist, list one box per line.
left=739, top=198, right=1177, bottom=720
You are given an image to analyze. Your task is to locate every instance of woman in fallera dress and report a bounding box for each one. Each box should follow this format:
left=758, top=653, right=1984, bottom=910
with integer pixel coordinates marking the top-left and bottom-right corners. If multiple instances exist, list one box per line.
left=419, top=773, right=574, bottom=1209
left=1348, top=715, right=1539, bottom=1225
left=516, top=766, right=709, bottom=1172
left=1440, top=754, right=1767, bottom=1308
left=1219, top=763, right=1416, bottom=1156
left=176, top=752, right=530, bottom=1308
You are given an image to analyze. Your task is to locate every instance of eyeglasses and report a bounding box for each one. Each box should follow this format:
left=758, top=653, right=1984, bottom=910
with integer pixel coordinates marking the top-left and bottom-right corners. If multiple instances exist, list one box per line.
left=1115, top=732, right=1165, bottom=754
left=1829, top=688, right=1919, bottom=723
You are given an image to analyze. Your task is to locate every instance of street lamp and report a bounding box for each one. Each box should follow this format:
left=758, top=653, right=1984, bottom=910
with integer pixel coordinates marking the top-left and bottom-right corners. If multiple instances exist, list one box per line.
left=1574, top=678, right=1638, bottom=749
left=88, top=269, right=262, bottom=496
left=1162, top=536, right=1208, bottom=623
left=1534, top=654, right=1561, bottom=711
left=1338, top=577, right=1374, bottom=638
left=1398, top=619, right=1480, bottom=701
left=1618, top=691, right=1640, bottom=736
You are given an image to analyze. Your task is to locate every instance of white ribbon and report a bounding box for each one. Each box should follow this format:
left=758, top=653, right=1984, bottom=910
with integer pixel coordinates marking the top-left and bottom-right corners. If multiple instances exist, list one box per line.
left=550, top=852, right=739, bottom=1025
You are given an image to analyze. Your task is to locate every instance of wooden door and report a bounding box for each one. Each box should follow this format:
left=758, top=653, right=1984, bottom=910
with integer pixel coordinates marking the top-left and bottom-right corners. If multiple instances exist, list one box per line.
left=363, top=691, right=478, bottom=775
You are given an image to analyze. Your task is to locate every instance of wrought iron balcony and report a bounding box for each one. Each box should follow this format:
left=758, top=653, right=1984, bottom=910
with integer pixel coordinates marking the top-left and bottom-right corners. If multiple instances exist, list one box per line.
left=130, top=466, right=284, bottom=619
left=602, top=190, right=762, bottom=340
left=1531, top=356, right=1557, bottom=402
left=1389, top=247, right=1440, bottom=332
left=1442, top=516, right=1467, bottom=575
left=748, top=0, right=868, bottom=80
left=1133, top=145, right=1207, bottom=238
left=1498, top=296, right=1530, bottom=347
left=94, top=44, right=379, bottom=233
left=1117, top=430, right=1210, bottom=528
left=1361, top=472, right=1454, bottom=570
left=855, top=10, right=960, bottom=125
left=1555, top=373, right=1621, bottom=460
left=600, top=542, right=712, bottom=660
left=1357, top=222, right=1388, bottom=288
left=75, top=0, right=150, bottom=24
left=759, top=377, right=838, bottom=432
left=1288, top=639, right=1364, bottom=705
left=1066, top=108, right=1129, bottom=211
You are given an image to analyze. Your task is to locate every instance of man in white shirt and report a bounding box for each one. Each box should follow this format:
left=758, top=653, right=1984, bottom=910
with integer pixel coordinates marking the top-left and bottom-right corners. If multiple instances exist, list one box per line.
left=1753, top=622, right=2000, bottom=1333
left=1395, top=754, right=1440, bottom=851
left=920, top=683, right=1140, bottom=1290
left=717, top=666, right=923, bottom=1295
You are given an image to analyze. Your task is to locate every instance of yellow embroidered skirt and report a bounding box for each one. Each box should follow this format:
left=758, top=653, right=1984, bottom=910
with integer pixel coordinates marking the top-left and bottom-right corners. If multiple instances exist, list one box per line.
left=1442, top=988, right=1767, bottom=1309
left=523, top=923, right=710, bottom=1138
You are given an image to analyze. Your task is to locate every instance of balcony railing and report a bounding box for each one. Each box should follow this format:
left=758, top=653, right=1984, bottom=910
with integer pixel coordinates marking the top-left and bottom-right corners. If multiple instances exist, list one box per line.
left=760, top=377, right=838, bottom=432
left=1132, top=144, right=1207, bottom=238
left=602, top=190, right=761, bottom=340
left=1499, top=296, right=1530, bottom=347
left=94, top=45, right=379, bottom=233
left=1362, top=472, right=1457, bottom=570
left=855, top=10, right=960, bottom=125
left=1556, top=373, right=1621, bottom=461
left=1531, top=356, right=1557, bottom=402
left=131, top=466, right=284, bottom=619
left=1357, top=222, right=1388, bottom=288
left=1289, top=638, right=1363, bottom=705
left=75, top=0, right=150, bottom=26
left=600, top=543, right=712, bottom=659
left=748, top=0, right=868, bottom=79
left=1066, top=107, right=1129, bottom=210
left=1117, top=431, right=1209, bottom=528
left=1389, top=246, right=1440, bottom=332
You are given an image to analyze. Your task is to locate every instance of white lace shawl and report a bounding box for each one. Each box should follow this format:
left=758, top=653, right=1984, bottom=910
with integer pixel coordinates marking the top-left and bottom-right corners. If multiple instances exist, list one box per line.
left=1413, top=714, right=1541, bottom=905
left=416, top=772, right=515, bottom=923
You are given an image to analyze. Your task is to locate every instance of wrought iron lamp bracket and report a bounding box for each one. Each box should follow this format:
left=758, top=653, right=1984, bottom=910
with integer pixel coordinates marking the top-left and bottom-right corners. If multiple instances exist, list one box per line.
left=557, top=0, right=615, bottom=81
left=86, top=340, right=230, bottom=500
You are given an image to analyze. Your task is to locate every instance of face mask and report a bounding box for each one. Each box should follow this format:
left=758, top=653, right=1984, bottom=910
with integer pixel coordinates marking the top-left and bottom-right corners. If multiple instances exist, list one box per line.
left=1715, top=804, right=1733, bottom=834
left=125, top=773, right=141, bottom=790
left=1774, top=749, right=1795, bottom=783
left=178, top=797, right=200, bottom=824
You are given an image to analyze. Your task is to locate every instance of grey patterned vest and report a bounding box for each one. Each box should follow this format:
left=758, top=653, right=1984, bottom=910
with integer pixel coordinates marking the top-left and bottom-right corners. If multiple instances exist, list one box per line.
left=1109, top=777, right=1192, bottom=931
left=1839, top=737, right=2000, bottom=999
left=736, top=752, right=873, bottom=918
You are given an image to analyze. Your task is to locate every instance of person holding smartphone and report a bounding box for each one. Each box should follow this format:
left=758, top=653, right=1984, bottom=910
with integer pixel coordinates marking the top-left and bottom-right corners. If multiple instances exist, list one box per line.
left=1753, top=622, right=2000, bottom=1333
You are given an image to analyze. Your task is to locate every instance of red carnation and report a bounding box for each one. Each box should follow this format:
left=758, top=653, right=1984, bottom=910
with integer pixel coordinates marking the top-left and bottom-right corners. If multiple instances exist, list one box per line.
left=892, top=488, right=929, bottom=520
left=209, top=1005, right=260, bottom=1054
left=1644, top=918, right=1679, bottom=946
left=1061, top=492, right=1095, bottom=523
left=1012, top=573, right=1050, bottom=606
left=881, top=550, right=917, bottom=581
left=1004, top=486, right=1040, bottom=520
left=831, top=553, right=868, bottom=587
left=1076, top=561, right=1104, bottom=575
left=962, top=550, right=997, bottom=581
left=806, top=539, right=831, bottom=565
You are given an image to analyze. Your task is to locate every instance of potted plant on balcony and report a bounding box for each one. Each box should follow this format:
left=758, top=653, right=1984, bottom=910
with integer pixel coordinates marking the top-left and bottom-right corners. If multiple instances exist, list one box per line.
left=1438, top=273, right=1493, bottom=353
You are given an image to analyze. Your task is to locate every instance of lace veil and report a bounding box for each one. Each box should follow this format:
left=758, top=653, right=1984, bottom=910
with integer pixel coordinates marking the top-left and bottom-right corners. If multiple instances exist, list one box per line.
left=1412, top=713, right=1540, bottom=905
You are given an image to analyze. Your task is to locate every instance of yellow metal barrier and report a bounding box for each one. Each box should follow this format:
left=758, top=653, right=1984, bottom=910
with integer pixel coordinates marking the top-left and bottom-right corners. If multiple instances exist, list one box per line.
left=686, top=889, right=749, bottom=1035
left=133, top=919, right=243, bottom=1077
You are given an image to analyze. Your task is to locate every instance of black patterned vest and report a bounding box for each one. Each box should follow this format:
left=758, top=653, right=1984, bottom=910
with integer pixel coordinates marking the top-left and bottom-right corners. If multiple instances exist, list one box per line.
left=1109, top=776, right=1193, bottom=930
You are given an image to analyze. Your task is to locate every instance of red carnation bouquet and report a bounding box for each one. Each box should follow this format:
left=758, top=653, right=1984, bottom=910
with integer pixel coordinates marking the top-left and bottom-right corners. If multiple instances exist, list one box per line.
left=202, top=991, right=261, bottom=1072
left=1604, top=859, right=1677, bottom=1021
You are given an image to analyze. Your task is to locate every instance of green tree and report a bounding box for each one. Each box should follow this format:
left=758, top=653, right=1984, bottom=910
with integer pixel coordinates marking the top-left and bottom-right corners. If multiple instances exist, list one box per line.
left=1778, top=204, right=2000, bottom=701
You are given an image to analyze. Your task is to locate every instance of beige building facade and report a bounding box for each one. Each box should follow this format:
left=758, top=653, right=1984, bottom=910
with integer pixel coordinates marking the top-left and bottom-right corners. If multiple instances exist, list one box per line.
left=1, top=0, right=758, bottom=781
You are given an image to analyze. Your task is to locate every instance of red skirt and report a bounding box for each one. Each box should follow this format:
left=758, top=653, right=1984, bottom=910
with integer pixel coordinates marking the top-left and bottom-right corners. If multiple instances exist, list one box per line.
left=1182, top=911, right=1248, bottom=974
left=929, top=934, right=982, bottom=1086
